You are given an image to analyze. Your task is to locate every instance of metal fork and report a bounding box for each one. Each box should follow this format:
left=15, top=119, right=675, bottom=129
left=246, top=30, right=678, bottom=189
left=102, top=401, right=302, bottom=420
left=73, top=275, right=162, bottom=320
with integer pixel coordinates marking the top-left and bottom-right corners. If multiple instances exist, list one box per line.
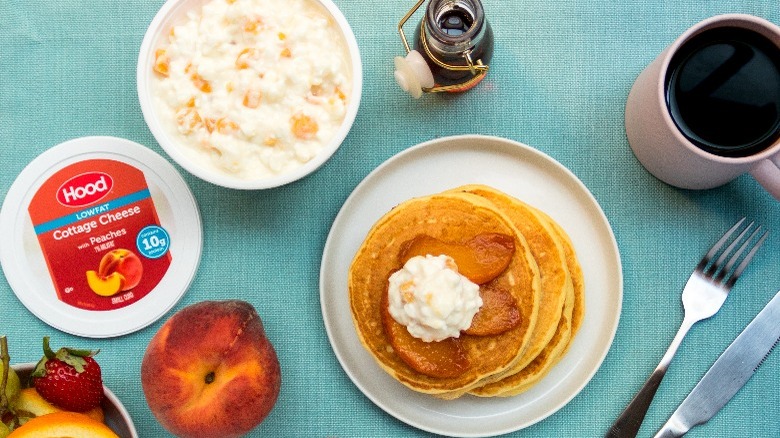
left=606, top=218, right=768, bottom=438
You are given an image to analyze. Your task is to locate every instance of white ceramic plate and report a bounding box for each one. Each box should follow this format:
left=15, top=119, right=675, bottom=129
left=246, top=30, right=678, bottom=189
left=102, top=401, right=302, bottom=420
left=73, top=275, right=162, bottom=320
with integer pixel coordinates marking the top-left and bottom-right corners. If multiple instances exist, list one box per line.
left=320, top=135, right=622, bottom=437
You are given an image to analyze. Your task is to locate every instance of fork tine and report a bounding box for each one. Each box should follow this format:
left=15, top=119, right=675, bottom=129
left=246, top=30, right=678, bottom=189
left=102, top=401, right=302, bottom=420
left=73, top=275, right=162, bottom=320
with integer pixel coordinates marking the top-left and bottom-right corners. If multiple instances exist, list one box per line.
left=697, top=217, right=746, bottom=271
left=708, top=221, right=754, bottom=278
left=723, top=226, right=764, bottom=272
left=724, top=229, right=769, bottom=289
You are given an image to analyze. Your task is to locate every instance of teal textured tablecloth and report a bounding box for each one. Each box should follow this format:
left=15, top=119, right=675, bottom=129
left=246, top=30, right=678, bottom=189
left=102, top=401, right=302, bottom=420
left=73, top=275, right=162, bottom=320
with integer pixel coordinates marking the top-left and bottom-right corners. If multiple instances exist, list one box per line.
left=1, top=1, right=779, bottom=437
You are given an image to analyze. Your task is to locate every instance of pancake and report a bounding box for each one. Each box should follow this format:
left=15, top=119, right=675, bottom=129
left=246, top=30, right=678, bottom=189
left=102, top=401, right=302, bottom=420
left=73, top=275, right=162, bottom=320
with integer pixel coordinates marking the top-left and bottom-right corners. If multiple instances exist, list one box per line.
left=349, top=191, right=541, bottom=397
left=448, top=185, right=572, bottom=397
left=494, top=284, right=574, bottom=396
left=490, top=209, right=583, bottom=396
left=545, top=215, right=585, bottom=352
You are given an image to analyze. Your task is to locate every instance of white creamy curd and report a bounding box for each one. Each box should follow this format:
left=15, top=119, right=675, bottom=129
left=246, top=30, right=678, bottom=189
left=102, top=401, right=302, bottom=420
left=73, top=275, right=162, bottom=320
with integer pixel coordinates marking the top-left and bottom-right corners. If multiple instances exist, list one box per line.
left=152, top=0, right=352, bottom=179
left=387, top=255, right=482, bottom=342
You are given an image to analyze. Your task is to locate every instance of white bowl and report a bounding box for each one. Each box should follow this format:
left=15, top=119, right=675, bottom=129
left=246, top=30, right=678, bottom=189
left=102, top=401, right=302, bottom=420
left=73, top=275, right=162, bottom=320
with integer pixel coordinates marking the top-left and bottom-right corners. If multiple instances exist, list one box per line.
left=137, top=0, right=362, bottom=190
left=12, top=363, right=139, bottom=438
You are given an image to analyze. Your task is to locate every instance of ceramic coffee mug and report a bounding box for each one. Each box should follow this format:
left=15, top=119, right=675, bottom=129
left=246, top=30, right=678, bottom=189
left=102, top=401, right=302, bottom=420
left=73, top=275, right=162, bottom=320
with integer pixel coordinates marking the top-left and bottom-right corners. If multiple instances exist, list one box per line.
left=625, top=14, right=780, bottom=200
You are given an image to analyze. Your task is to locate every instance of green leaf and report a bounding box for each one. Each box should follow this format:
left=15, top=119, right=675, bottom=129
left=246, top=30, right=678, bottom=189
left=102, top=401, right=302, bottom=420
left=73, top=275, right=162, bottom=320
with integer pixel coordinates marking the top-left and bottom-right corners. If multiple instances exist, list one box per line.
left=55, top=349, right=88, bottom=373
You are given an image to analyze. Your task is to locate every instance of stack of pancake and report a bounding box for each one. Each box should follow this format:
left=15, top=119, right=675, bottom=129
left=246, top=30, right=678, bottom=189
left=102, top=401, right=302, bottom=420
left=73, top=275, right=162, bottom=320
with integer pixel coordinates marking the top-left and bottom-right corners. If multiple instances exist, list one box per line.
left=348, top=184, right=584, bottom=399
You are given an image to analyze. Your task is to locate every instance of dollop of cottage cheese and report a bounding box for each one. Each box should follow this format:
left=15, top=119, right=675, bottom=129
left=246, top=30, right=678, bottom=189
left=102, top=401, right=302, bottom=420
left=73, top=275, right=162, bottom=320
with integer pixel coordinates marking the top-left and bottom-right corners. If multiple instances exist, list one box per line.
left=152, top=0, right=352, bottom=179
left=388, top=255, right=482, bottom=342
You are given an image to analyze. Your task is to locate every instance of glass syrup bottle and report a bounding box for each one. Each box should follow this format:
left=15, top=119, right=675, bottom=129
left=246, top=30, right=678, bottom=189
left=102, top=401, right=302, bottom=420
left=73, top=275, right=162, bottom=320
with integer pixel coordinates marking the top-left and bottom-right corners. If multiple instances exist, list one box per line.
left=394, top=0, right=493, bottom=98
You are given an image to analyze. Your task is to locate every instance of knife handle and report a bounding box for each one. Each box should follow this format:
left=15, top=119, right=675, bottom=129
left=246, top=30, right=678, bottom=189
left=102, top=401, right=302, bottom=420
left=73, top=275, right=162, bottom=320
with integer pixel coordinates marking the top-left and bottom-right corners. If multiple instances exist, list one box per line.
left=605, top=367, right=666, bottom=438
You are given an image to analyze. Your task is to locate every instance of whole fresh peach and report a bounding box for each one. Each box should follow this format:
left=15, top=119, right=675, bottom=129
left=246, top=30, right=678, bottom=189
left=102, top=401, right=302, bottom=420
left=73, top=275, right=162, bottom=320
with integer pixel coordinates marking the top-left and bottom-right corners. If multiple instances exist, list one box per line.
left=97, top=249, right=143, bottom=291
left=141, top=300, right=281, bottom=438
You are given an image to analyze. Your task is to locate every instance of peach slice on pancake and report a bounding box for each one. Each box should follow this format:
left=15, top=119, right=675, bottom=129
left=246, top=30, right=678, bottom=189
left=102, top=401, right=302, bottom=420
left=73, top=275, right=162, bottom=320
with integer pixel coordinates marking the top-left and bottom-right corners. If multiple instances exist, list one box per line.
left=381, top=293, right=469, bottom=378
left=465, top=284, right=522, bottom=336
left=399, top=233, right=515, bottom=285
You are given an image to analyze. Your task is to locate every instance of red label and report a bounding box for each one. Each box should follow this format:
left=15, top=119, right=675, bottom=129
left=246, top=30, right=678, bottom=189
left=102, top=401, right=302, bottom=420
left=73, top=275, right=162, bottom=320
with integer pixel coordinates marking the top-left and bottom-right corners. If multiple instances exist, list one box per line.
left=56, top=172, right=114, bottom=207
left=29, top=159, right=171, bottom=311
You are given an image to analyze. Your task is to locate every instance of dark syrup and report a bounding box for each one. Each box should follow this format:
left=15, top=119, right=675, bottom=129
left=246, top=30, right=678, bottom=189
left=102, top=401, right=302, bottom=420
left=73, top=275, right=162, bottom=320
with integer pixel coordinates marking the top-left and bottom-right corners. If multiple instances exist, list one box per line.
left=666, top=27, right=780, bottom=157
left=414, top=4, right=493, bottom=87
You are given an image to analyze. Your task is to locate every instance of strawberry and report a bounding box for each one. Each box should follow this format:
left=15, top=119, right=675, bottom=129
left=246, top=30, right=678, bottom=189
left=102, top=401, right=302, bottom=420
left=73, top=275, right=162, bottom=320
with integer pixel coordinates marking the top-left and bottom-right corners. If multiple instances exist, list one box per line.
left=31, top=337, right=104, bottom=412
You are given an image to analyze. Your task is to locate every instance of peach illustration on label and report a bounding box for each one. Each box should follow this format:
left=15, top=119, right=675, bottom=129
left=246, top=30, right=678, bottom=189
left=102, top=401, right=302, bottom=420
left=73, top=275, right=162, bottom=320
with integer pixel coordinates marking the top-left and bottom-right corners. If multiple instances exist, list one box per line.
left=86, top=270, right=126, bottom=297
left=86, top=249, right=144, bottom=297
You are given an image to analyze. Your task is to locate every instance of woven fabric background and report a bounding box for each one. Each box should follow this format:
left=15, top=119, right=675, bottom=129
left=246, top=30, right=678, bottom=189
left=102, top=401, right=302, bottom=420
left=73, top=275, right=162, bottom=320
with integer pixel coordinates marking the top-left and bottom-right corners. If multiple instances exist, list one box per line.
left=1, top=0, right=779, bottom=437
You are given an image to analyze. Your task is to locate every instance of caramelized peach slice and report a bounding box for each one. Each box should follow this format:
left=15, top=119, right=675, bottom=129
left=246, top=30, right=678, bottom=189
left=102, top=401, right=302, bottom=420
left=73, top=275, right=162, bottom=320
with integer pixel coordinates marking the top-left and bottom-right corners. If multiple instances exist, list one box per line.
left=400, top=233, right=515, bottom=284
left=464, top=284, right=521, bottom=336
left=290, top=113, right=318, bottom=140
left=381, top=295, right=469, bottom=378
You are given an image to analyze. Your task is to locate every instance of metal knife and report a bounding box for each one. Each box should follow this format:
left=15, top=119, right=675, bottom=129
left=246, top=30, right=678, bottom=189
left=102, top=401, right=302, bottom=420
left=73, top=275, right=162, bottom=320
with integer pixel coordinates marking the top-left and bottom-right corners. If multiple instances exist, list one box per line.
left=654, top=290, right=780, bottom=438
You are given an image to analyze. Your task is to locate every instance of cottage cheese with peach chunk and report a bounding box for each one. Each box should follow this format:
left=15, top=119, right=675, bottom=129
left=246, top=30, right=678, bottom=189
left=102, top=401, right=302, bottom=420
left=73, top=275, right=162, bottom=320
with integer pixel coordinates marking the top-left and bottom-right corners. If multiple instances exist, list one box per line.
left=388, top=255, right=483, bottom=342
left=152, top=0, right=353, bottom=179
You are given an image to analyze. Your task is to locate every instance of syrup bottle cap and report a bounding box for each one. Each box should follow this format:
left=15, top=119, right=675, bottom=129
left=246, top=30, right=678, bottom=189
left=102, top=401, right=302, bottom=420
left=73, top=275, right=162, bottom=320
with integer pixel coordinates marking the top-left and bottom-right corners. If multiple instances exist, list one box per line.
left=394, top=50, right=435, bottom=99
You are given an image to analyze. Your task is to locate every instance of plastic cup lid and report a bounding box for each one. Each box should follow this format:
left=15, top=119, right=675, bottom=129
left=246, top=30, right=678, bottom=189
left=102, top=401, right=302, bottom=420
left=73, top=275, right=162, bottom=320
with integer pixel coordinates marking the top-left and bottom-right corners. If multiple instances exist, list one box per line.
left=0, top=136, right=203, bottom=338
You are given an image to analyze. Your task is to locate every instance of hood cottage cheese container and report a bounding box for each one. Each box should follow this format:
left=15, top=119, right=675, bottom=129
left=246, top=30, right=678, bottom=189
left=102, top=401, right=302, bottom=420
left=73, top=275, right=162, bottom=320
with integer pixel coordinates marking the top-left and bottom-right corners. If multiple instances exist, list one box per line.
left=0, top=136, right=202, bottom=337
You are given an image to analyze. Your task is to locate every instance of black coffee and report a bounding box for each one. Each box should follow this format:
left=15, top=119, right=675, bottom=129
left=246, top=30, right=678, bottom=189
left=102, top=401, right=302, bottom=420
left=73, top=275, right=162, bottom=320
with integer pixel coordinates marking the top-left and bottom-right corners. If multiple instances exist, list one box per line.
left=666, top=26, right=780, bottom=157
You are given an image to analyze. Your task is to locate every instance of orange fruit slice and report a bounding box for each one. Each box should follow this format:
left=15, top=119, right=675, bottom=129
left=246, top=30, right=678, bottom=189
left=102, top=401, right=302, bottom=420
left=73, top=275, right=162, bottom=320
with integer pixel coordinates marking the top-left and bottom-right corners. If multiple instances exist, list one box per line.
left=8, top=411, right=118, bottom=438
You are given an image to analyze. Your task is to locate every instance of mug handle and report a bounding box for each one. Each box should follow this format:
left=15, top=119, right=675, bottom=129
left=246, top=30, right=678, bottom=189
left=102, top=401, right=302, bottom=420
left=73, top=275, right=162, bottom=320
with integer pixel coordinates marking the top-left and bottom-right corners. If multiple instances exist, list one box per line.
left=749, top=158, right=780, bottom=201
